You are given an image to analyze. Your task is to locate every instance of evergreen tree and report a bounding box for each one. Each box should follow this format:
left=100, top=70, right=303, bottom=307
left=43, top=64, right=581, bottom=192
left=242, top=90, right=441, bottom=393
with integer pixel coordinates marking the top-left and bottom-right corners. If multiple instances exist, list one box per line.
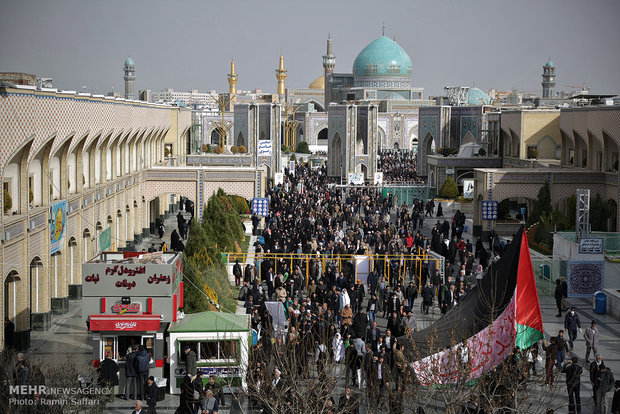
left=438, top=176, right=459, bottom=198
left=526, top=182, right=551, bottom=227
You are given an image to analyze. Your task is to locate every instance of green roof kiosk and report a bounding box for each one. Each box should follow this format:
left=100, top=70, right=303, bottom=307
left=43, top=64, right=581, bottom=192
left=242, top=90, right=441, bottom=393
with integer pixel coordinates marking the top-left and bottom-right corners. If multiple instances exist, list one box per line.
left=168, top=311, right=251, bottom=394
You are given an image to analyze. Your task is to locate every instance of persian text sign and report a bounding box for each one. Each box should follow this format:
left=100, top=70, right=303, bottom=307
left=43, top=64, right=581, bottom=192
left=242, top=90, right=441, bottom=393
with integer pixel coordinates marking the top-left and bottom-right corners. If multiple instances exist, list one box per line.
left=257, top=140, right=273, bottom=156
left=578, top=238, right=603, bottom=255
left=82, top=262, right=179, bottom=297
left=348, top=173, right=364, bottom=185
left=50, top=200, right=67, bottom=254
left=89, top=315, right=161, bottom=332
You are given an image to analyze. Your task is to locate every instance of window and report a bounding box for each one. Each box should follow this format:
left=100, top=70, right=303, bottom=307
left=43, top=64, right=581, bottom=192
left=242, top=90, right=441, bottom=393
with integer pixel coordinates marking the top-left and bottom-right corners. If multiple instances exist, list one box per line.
left=180, top=340, right=240, bottom=363
left=101, top=336, right=118, bottom=360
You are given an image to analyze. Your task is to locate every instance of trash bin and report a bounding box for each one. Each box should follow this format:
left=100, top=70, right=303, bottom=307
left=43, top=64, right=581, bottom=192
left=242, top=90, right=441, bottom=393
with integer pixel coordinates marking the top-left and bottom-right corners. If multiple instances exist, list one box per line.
left=154, top=377, right=167, bottom=401
left=594, top=291, right=607, bottom=314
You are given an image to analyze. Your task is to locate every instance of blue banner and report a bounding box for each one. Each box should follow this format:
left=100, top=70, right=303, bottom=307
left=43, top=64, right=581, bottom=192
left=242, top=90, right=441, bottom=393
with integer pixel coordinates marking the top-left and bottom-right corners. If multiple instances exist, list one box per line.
left=50, top=200, right=67, bottom=254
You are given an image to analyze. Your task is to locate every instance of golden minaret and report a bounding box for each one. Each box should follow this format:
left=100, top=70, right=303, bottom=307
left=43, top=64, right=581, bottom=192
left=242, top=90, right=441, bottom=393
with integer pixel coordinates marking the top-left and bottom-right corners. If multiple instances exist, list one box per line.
left=227, top=59, right=238, bottom=107
left=275, top=51, right=287, bottom=96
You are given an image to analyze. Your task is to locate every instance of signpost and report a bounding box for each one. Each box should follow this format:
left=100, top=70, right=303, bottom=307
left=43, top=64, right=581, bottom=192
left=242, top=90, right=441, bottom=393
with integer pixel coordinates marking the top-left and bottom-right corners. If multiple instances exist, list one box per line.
left=578, top=238, right=604, bottom=254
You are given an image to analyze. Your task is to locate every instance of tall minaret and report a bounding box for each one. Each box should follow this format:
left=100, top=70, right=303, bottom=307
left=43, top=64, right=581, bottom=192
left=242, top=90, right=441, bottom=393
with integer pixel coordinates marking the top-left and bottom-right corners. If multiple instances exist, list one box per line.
left=275, top=51, right=287, bottom=98
left=542, top=58, right=556, bottom=99
left=322, top=34, right=336, bottom=107
left=227, top=58, right=238, bottom=110
left=123, top=57, right=135, bottom=99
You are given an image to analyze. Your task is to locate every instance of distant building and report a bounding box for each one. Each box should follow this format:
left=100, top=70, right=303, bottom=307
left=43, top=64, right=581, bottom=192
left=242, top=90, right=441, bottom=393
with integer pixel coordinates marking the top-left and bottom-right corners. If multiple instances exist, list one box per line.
left=0, top=72, right=36, bottom=86
left=153, top=88, right=219, bottom=108
left=139, top=89, right=152, bottom=102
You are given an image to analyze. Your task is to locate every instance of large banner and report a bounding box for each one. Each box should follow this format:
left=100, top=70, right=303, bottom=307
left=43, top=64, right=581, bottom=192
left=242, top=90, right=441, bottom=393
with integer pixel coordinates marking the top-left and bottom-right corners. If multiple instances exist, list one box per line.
left=462, top=179, right=475, bottom=199
left=50, top=200, right=67, bottom=254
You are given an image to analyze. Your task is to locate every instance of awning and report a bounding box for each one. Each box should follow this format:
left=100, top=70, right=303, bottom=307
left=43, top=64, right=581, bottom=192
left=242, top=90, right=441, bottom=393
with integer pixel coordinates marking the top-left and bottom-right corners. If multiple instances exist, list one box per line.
left=89, top=315, right=162, bottom=332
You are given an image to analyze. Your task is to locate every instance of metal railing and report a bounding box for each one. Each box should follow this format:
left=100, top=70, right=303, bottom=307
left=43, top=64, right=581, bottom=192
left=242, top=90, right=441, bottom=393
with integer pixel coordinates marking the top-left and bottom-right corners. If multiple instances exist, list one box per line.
left=223, top=251, right=440, bottom=293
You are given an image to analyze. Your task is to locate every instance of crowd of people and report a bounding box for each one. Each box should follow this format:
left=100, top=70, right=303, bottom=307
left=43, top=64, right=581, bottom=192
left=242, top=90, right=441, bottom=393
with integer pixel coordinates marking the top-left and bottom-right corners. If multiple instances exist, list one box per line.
left=223, top=161, right=528, bottom=412
left=377, top=151, right=423, bottom=184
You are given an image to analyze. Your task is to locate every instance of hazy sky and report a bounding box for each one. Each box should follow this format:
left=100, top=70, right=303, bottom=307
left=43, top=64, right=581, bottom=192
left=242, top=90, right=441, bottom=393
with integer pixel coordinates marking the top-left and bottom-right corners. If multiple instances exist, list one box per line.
left=1, top=0, right=619, bottom=97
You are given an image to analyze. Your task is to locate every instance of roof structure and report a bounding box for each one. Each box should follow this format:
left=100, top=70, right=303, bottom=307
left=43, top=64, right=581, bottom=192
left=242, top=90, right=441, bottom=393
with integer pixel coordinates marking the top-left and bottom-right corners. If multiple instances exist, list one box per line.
left=168, top=311, right=250, bottom=333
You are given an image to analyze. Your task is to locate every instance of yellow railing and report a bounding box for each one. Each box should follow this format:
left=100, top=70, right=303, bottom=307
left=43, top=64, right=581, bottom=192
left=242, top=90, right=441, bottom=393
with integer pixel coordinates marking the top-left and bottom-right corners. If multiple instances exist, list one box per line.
left=223, top=251, right=440, bottom=292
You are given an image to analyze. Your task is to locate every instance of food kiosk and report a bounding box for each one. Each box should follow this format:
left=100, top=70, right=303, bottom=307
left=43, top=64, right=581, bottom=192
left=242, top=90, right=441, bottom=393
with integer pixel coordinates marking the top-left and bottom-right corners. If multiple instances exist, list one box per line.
left=82, top=251, right=184, bottom=391
left=168, top=311, right=251, bottom=394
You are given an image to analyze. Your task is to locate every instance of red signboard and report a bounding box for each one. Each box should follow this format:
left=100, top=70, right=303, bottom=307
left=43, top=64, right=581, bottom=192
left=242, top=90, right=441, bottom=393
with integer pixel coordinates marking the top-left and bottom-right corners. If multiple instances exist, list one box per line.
left=89, top=315, right=161, bottom=332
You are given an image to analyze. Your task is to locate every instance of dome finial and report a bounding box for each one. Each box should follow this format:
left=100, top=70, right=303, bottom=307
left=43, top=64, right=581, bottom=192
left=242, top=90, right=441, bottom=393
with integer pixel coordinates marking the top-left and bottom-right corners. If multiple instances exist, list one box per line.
left=382, top=22, right=385, bottom=36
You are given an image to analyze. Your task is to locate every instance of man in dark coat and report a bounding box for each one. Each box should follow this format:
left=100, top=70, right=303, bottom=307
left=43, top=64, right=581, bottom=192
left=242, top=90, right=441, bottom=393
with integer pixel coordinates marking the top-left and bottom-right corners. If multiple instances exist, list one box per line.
left=564, top=307, right=581, bottom=350
left=136, top=345, right=151, bottom=400
left=561, top=357, right=583, bottom=414
left=125, top=346, right=138, bottom=400
left=422, top=282, right=434, bottom=314
left=98, top=351, right=119, bottom=402
left=338, top=386, right=360, bottom=414
left=145, top=375, right=159, bottom=414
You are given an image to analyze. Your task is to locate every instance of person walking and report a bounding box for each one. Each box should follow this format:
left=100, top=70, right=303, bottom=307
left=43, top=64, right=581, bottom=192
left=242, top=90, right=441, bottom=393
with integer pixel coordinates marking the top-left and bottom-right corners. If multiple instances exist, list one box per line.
left=564, top=307, right=582, bottom=351
left=594, top=364, right=615, bottom=414
left=184, top=345, right=197, bottom=377
left=554, top=279, right=564, bottom=317
left=542, top=337, right=558, bottom=385
left=561, top=357, right=582, bottom=414
left=584, top=321, right=600, bottom=363
left=145, top=376, right=159, bottom=414
left=125, top=346, right=138, bottom=400
left=611, top=380, right=620, bottom=414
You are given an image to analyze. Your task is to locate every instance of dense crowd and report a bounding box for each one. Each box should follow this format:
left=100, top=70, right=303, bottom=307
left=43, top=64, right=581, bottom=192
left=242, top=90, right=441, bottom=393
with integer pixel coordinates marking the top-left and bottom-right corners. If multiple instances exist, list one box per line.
left=227, top=162, right=521, bottom=413
left=377, top=151, right=423, bottom=184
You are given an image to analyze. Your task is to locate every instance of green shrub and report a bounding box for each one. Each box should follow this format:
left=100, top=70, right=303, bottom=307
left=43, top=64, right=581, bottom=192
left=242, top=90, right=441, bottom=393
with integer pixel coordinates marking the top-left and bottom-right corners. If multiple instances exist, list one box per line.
left=214, top=146, right=223, bottom=154
left=281, top=144, right=289, bottom=153
left=296, top=141, right=311, bottom=154
left=438, top=176, right=459, bottom=198
left=290, top=153, right=296, bottom=162
left=230, top=146, right=239, bottom=154
left=3, top=189, right=12, bottom=214
left=478, top=148, right=486, bottom=156
left=498, top=199, right=510, bottom=220
left=238, top=145, right=247, bottom=154
left=205, top=145, right=213, bottom=153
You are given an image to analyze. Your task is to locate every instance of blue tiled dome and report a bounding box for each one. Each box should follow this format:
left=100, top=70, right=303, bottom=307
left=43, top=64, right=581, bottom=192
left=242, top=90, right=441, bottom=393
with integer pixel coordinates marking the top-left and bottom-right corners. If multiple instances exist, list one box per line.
left=545, top=59, right=554, bottom=67
left=125, top=57, right=135, bottom=67
left=467, top=88, right=491, bottom=105
left=352, top=36, right=413, bottom=79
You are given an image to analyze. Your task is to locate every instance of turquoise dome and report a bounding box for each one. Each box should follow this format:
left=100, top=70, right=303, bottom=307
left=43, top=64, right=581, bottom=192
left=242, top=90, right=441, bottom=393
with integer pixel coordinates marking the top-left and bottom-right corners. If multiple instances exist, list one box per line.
left=125, top=57, right=135, bottom=67
left=467, top=88, right=491, bottom=105
left=352, top=36, right=413, bottom=79
left=545, top=59, right=554, bottom=67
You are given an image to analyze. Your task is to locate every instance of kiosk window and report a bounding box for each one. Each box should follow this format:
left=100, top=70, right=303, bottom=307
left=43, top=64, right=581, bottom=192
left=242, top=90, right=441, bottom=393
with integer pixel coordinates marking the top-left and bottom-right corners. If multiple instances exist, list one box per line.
left=101, top=337, right=117, bottom=360
left=142, top=336, right=154, bottom=359
left=118, top=336, right=141, bottom=360
left=180, top=340, right=240, bottom=363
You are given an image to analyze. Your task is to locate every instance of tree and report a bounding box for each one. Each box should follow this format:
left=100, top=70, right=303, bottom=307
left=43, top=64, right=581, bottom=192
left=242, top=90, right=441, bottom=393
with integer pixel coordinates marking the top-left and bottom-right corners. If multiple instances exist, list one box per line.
left=281, top=144, right=289, bottom=153
left=498, top=199, right=510, bottom=220
left=296, top=141, right=311, bottom=154
left=3, top=189, right=12, bottom=214
left=590, top=193, right=612, bottom=231
left=526, top=182, right=551, bottom=227
left=438, top=177, right=459, bottom=199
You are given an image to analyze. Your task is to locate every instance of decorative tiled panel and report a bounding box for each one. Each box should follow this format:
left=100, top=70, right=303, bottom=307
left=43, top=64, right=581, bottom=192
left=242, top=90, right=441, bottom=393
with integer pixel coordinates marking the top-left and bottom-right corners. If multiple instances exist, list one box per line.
left=203, top=171, right=255, bottom=180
